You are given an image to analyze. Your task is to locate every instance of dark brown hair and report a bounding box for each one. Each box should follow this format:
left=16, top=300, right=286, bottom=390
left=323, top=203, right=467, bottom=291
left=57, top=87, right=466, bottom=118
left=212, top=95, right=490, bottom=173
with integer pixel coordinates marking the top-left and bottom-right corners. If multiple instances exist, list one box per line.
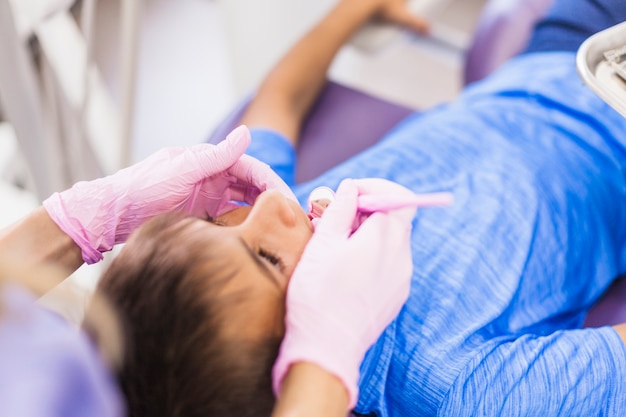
left=95, top=214, right=281, bottom=417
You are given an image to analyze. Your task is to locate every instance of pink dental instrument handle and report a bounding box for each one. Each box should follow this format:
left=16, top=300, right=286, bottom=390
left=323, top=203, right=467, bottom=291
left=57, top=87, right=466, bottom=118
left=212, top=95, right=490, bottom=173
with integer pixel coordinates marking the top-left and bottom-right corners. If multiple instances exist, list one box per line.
left=357, top=192, right=454, bottom=213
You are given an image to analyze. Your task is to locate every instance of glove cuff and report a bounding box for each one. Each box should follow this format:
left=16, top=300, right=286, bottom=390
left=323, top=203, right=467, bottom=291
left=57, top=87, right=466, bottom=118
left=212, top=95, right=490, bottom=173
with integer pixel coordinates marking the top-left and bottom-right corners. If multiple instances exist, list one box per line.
left=272, top=323, right=362, bottom=408
left=43, top=193, right=104, bottom=264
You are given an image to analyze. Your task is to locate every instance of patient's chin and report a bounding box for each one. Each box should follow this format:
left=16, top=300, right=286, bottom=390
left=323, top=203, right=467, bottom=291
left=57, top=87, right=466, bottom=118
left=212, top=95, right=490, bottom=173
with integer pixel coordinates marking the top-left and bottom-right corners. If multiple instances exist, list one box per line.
left=216, top=206, right=252, bottom=226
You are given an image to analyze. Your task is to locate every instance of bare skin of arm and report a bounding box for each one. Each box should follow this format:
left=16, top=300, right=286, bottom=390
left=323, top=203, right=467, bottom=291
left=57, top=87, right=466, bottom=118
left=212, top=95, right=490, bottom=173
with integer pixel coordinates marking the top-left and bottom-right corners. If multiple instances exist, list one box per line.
left=613, top=323, right=626, bottom=346
left=240, top=0, right=428, bottom=145
left=273, top=363, right=350, bottom=417
left=0, top=207, right=83, bottom=274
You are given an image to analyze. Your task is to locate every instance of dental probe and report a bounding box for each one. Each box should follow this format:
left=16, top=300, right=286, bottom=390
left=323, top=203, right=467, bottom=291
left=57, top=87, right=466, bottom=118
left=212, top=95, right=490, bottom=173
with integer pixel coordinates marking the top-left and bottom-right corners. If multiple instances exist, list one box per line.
left=357, top=192, right=454, bottom=213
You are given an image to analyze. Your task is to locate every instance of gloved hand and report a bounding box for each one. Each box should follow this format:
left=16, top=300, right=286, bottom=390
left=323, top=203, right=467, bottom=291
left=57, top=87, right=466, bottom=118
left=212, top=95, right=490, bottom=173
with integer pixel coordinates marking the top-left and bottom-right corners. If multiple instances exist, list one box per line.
left=272, top=178, right=419, bottom=408
left=43, top=125, right=295, bottom=264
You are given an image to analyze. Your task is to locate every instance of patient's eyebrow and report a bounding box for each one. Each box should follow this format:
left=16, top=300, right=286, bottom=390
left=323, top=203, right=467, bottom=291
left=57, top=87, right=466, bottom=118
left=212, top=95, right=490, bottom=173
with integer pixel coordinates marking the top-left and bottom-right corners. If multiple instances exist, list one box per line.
left=238, top=237, right=281, bottom=289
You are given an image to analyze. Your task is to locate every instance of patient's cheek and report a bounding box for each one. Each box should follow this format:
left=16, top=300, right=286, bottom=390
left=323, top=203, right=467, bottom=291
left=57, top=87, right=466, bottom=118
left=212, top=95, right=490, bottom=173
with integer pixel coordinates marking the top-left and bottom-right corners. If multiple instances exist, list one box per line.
left=224, top=289, right=287, bottom=340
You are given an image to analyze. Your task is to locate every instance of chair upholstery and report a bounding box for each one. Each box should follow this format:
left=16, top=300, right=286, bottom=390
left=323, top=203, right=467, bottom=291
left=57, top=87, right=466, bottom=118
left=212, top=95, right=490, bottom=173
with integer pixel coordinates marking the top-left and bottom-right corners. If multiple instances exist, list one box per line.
left=206, top=81, right=413, bottom=184
left=584, top=277, right=626, bottom=327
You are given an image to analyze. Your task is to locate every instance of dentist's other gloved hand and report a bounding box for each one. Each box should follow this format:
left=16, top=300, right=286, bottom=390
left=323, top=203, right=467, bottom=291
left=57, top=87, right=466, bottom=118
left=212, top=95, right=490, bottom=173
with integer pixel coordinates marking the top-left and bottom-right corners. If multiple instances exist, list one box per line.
left=273, top=178, right=418, bottom=408
left=43, top=125, right=295, bottom=264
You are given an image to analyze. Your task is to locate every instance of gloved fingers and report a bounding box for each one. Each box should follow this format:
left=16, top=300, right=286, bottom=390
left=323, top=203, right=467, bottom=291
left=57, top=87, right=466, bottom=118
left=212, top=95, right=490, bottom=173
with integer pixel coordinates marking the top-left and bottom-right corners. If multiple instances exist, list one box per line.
left=313, top=179, right=359, bottom=237
left=227, top=154, right=297, bottom=203
left=352, top=178, right=415, bottom=199
left=348, top=211, right=404, bottom=251
left=222, top=183, right=260, bottom=207
left=344, top=211, right=386, bottom=255
left=190, top=125, right=251, bottom=179
left=349, top=212, right=413, bottom=305
left=344, top=178, right=414, bottom=230
left=384, top=205, right=418, bottom=229
left=350, top=211, right=413, bottom=268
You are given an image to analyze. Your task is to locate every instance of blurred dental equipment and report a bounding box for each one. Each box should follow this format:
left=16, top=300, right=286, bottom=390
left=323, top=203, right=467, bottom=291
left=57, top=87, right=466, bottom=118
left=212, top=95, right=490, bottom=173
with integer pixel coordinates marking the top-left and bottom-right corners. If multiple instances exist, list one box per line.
left=0, top=0, right=142, bottom=200
left=350, top=0, right=471, bottom=53
left=577, top=20, right=626, bottom=118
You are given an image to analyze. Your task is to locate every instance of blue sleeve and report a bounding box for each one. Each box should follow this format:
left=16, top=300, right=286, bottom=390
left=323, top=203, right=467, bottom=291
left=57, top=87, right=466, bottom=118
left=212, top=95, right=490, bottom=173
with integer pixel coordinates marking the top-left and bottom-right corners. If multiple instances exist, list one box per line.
left=439, top=327, right=626, bottom=416
left=246, top=128, right=297, bottom=188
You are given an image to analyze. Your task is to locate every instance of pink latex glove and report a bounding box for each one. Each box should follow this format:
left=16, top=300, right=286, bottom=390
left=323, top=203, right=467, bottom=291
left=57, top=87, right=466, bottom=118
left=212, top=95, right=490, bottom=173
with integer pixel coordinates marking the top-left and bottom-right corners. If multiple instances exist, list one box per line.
left=43, top=125, right=295, bottom=264
left=272, top=178, right=419, bottom=408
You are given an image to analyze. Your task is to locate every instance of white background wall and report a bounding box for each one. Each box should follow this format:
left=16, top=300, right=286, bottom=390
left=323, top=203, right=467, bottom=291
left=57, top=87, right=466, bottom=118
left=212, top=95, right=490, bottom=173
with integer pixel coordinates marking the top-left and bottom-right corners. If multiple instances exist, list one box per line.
left=1, top=0, right=487, bottom=228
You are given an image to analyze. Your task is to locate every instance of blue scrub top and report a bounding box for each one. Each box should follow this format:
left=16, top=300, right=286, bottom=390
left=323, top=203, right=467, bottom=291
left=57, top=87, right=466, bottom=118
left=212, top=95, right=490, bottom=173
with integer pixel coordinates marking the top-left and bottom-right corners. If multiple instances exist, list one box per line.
left=248, top=51, right=626, bottom=416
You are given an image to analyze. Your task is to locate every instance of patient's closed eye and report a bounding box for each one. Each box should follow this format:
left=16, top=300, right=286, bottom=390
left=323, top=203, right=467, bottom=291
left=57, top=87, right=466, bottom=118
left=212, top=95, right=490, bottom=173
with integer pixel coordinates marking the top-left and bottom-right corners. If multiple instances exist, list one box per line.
left=258, top=249, right=282, bottom=269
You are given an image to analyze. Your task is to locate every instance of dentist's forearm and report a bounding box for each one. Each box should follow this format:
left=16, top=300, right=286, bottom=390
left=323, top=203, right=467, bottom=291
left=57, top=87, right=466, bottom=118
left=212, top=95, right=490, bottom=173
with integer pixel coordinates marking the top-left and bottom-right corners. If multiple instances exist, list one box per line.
left=241, top=0, right=383, bottom=143
left=0, top=207, right=83, bottom=274
left=272, top=362, right=350, bottom=417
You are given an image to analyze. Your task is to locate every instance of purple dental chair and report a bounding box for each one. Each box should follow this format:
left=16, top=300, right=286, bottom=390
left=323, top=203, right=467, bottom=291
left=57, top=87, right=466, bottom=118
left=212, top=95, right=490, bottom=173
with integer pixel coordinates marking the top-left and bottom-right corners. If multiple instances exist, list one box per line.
left=207, top=80, right=413, bottom=184
left=207, top=0, right=626, bottom=328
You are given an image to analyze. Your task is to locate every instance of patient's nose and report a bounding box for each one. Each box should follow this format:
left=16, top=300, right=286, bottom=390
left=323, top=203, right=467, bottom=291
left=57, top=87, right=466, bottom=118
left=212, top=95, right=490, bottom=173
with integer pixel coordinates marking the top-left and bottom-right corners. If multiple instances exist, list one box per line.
left=248, top=190, right=297, bottom=230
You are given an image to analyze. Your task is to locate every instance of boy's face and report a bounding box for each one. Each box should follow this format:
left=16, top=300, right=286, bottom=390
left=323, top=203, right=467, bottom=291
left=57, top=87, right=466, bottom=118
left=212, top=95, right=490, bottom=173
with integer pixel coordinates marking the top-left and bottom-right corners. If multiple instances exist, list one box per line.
left=215, top=189, right=313, bottom=289
left=188, top=189, right=314, bottom=338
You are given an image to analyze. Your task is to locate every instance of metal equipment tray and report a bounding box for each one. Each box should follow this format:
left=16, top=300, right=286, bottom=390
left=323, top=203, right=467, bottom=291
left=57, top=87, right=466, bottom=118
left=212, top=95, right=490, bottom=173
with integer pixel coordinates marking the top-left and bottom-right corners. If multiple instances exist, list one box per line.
left=577, top=21, right=626, bottom=118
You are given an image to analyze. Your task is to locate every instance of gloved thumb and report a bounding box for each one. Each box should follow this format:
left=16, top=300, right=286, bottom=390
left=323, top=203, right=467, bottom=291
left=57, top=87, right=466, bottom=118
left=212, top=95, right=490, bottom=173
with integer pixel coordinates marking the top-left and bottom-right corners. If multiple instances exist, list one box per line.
left=194, top=125, right=251, bottom=177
